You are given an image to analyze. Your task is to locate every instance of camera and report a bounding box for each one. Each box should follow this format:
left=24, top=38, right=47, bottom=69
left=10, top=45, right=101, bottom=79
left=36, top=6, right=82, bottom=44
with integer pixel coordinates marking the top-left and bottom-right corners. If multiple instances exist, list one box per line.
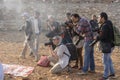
left=44, top=39, right=56, bottom=50
left=65, top=22, right=69, bottom=26
left=44, top=41, right=53, bottom=46
left=92, top=27, right=100, bottom=32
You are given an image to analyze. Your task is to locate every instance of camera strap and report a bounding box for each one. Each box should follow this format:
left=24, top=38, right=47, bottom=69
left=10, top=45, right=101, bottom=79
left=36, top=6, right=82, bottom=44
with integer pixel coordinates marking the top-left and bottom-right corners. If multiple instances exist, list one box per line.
left=75, top=36, right=84, bottom=45
left=63, top=52, right=70, bottom=58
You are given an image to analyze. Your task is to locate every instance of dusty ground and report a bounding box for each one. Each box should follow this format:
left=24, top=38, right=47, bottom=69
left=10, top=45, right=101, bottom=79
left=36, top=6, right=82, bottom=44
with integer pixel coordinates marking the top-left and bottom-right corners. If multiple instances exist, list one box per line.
left=0, top=30, right=120, bottom=80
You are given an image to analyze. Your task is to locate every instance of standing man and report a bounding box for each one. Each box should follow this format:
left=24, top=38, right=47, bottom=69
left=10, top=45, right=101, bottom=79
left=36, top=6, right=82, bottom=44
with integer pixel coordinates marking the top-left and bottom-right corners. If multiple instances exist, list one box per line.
left=90, top=15, right=99, bottom=32
left=31, top=11, right=42, bottom=61
left=65, top=12, right=73, bottom=38
left=19, top=12, right=36, bottom=61
left=46, top=15, right=60, bottom=38
left=90, top=15, right=99, bottom=37
left=97, top=12, right=115, bottom=80
left=71, top=13, right=95, bottom=74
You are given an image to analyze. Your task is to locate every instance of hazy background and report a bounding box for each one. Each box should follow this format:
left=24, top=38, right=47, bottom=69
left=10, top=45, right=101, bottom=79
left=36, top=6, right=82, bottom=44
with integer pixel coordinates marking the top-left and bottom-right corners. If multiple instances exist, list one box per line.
left=0, top=0, right=120, bottom=43
left=0, top=0, right=120, bottom=30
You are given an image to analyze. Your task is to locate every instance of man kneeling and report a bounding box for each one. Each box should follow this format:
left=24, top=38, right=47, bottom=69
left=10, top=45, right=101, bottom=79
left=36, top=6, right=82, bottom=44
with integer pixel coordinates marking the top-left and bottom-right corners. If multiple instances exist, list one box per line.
left=48, top=36, right=71, bottom=74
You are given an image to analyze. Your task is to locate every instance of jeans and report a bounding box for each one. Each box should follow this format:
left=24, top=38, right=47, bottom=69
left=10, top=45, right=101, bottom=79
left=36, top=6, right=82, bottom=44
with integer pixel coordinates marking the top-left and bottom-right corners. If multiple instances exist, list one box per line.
left=103, top=48, right=115, bottom=78
left=20, top=34, right=39, bottom=61
left=82, top=41, right=95, bottom=72
left=34, top=34, right=40, bottom=54
left=0, top=64, right=4, bottom=80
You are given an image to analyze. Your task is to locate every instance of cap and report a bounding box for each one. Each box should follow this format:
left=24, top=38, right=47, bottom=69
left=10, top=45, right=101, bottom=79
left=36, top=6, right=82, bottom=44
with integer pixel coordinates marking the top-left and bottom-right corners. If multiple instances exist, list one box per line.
left=48, top=15, right=54, bottom=19
left=21, top=12, right=29, bottom=18
left=52, top=36, right=61, bottom=40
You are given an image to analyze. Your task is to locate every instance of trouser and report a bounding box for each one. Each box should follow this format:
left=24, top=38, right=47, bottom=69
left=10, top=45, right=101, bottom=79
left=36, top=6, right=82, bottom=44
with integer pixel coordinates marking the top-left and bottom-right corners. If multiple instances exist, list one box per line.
left=82, top=41, right=95, bottom=72
left=0, top=64, right=4, bottom=80
left=50, top=63, right=63, bottom=74
left=48, top=55, right=58, bottom=66
left=34, top=34, right=40, bottom=56
left=20, top=35, right=38, bottom=59
left=75, top=47, right=83, bottom=68
left=48, top=56, right=64, bottom=74
left=103, top=48, right=115, bottom=78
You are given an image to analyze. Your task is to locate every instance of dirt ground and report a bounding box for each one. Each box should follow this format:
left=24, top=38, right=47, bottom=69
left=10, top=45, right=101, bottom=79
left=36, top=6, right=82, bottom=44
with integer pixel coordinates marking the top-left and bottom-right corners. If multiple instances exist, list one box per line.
left=0, top=30, right=120, bottom=80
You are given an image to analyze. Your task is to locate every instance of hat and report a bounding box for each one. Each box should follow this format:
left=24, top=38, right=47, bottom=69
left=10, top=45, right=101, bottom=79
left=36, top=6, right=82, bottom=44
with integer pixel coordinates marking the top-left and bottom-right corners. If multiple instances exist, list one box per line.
left=52, top=36, right=60, bottom=40
left=21, top=12, right=29, bottom=18
left=47, top=15, right=54, bottom=19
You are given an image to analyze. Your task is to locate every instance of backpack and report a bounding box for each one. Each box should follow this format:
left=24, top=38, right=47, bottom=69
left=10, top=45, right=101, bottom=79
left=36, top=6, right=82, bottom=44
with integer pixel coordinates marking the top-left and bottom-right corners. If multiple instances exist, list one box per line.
left=37, top=55, right=50, bottom=67
left=64, top=43, right=78, bottom=61
left=113, top=26, right=120, bottom=46
left=106, top=20, right=120, bottom=46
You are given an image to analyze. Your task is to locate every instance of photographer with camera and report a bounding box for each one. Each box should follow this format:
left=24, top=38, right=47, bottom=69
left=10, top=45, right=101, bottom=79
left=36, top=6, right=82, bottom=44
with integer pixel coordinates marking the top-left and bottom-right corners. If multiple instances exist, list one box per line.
left=58, top=12, right=74, bottom=44
left=71, top=13, right=95, bottom=75
left=60, top=23, right=73, bottom=44
left=48, top=36, right=71, bottom=74
left=64, top=12, right=74, bottom=38
left=62, top=13, right=84, bottom=70
left=90, top=12, right=115, bottom=80
left=44, top=15, right=60, bottom=50
left=46, top=15, right=60, bottom=38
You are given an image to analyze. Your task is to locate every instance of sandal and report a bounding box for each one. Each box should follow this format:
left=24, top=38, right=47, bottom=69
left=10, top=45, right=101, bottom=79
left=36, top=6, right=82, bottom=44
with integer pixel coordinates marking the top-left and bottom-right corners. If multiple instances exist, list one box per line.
left=72, top=65, right=78, bottom=69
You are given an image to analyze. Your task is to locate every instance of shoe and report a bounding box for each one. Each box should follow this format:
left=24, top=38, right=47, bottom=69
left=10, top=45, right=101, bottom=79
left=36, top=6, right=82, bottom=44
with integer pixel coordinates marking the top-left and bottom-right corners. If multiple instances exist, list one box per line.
left=77, top=72, right=87, bottom=75
left=19, top=55, right=25, bottom=59
left=109, top=74, right=116, bottom=79
left=88, top=70, right=96, bottom=73
left=34, top=58, right=39, bottom=62
left=50, top=62, right=55, bottom=66
left=78, top=67, right=83, bottom=70
left=67, top=66, right=72, bottom=73
left=29, top=52, right=33, bottom=56
left=72, top=65, right=78, bottom=69
left=99, top=77, right=109, bottom=80
left=34, top=54, right=40, bottom=62
left=64, top=66, right=72, bottom=73
left=34, top=57, right=39, bottom=62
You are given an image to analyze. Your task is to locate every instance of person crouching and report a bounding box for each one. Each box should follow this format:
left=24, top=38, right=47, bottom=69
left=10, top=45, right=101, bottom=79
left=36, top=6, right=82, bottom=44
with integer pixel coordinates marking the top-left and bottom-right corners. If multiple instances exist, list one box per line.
left=48, top=36, right=71, bottom=74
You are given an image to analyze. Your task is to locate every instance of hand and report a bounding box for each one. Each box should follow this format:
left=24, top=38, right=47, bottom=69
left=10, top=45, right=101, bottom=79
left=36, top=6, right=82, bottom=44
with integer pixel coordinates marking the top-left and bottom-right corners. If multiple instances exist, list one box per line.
left=52, top=51, right=57, bottom=57
left=18, top=28, right=22, bottom=31
left=94, top=36, right=97, bottom=40
left=26, top=36, right=30, bottom=40
left=48, top=45, right=52, bottom=50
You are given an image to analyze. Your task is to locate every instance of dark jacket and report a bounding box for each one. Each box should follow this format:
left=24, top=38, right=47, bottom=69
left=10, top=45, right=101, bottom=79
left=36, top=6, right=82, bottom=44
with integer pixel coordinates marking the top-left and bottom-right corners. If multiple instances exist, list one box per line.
left=90, top=19, right=99, bottom=32
left=97, top=20, right=114, bottom=47
left=20, top=19, right=33, bottom=37
left=61, top=29, right=73, bottom=44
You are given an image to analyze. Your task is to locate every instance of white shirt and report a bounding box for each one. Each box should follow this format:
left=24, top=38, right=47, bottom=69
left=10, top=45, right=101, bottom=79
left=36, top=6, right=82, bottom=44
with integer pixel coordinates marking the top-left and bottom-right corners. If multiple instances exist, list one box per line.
left=33, top=18, right=39, bottom=34
left=0, top=63, right=4, bottom=80
left=54, top=45, right=70, bottom=68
